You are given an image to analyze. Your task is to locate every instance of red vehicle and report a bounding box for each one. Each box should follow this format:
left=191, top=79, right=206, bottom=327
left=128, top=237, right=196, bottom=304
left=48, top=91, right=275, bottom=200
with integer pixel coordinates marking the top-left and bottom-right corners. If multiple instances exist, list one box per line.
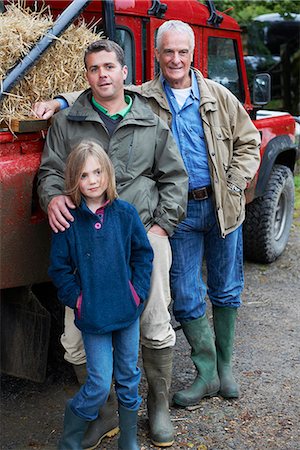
left=0, top=0, right=298, bottom=382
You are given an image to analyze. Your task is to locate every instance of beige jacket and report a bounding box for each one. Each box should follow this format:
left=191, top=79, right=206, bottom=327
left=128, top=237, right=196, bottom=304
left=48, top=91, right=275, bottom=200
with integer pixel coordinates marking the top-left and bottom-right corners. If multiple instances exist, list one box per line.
left=128, top=70, right=261, bottom=236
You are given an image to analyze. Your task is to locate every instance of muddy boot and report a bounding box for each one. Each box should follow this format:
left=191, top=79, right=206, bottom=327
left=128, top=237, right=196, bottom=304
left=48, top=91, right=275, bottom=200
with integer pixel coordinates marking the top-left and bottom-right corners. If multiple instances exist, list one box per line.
left=72, top=364, right=119, bottom=449
left=142, top=346, right=174, bottom=447
left=172, top=315, right=220, bottom=407
left=58, top=400, right=89, bottom=450
left=213, top=305, right=239, bottom=398
left=118, top=404, right=139, bottom=450
left=82, top=389, right=119, bottom=450
left=73, top=363, right=87, bottom=385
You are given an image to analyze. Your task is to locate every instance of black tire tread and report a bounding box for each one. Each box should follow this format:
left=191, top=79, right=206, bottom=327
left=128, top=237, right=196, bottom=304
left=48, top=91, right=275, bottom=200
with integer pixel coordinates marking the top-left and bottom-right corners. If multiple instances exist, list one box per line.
left=244, top=164, right=294, bottom=263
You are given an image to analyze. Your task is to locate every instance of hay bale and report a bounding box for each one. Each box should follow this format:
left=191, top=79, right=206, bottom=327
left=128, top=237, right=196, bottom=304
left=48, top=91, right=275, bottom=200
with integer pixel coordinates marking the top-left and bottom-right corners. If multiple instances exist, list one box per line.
left=0, top=2, right=104, bottom=126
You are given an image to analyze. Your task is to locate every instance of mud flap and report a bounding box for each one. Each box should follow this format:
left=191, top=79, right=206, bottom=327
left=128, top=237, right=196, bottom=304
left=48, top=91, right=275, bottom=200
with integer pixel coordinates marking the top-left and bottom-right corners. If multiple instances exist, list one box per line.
left=0, top=286, right=51, bottom=382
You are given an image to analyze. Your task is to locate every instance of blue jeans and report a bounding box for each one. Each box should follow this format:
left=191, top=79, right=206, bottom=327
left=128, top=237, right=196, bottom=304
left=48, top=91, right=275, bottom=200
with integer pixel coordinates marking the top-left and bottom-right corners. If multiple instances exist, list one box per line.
left=70, top=319, right=141, bottom=421
left=170, top=198, right=244, bottom=323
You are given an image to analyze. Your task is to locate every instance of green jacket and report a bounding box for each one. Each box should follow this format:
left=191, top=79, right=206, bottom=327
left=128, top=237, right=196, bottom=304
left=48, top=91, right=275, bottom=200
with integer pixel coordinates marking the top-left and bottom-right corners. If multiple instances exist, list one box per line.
left=37, top=89, right=188, bottom=236
left=128, top=70, right=261, bottom=236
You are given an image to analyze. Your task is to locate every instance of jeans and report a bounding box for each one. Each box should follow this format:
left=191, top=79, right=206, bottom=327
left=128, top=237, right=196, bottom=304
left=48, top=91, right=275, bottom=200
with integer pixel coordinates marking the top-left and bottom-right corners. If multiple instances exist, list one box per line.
left=170, top=198, right=244, bottom=323
left=70, top=319, right=141, bottom=421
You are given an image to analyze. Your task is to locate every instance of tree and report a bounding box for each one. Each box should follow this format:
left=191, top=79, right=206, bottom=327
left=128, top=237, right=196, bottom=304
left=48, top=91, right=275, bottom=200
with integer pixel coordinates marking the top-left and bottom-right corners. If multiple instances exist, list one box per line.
left=211, top=0, right=299, bottom=25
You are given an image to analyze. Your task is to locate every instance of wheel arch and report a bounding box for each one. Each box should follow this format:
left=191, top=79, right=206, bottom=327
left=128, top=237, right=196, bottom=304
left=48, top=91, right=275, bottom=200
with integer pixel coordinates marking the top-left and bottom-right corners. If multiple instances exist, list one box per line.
left=255, top=135, right=298, bottom=198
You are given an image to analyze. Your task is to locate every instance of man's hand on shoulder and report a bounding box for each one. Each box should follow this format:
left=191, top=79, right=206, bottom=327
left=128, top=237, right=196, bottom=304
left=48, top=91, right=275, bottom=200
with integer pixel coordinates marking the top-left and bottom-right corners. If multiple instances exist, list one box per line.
left=33, top=99, right=61, bottom=120
left=48, top=195, right=76, bottom=233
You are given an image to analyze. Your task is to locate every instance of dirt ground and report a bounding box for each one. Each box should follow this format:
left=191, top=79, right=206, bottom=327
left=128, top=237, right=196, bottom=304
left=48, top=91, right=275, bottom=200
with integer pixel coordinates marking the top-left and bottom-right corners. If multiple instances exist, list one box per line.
left=1, top=218, right=300, bottom=450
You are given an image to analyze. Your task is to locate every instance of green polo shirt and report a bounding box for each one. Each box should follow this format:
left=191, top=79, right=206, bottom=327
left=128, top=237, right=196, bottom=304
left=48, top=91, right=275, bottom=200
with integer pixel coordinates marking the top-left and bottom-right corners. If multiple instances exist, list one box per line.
left=92, top=95, right=132, bottom=118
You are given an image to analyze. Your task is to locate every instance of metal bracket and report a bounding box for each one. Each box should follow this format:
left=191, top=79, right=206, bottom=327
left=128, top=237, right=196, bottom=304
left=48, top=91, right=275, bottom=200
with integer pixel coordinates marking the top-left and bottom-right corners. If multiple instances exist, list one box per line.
left=148, top=0, right=167, bottom=19
left=205, top=0, right=223, bottom=27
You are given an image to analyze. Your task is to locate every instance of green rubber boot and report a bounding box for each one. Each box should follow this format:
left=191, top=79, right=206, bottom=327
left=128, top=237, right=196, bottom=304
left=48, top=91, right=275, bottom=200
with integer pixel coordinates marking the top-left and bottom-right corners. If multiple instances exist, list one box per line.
left=172, top=315, right=220, bottom=407
left=213, top=305, right=240, bottom=398
left=58, top=400, right=89, bottom=450
left=72, top=364, right=119, bottom=450
left=118, top=404, right=139, bottom=450
left=82, top=389, right=119, bottom=450
left=142, top=346, right=174, bottom=447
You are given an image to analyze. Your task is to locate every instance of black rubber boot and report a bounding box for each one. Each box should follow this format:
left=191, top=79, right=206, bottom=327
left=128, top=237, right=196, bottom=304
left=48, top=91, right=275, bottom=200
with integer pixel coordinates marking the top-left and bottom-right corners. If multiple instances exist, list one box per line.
left=118, top=404, right=139, bottom=450
left=142, top=346, right=174, bottom=447
left=73, top=363, right=87, bottom=385
left=58, top=400, right=89, bottom=450
left=172, top=315, right=220, bottom=407
left=213, top=305, right=239, bottom=398
left=72, top=364, right=119, bottom=449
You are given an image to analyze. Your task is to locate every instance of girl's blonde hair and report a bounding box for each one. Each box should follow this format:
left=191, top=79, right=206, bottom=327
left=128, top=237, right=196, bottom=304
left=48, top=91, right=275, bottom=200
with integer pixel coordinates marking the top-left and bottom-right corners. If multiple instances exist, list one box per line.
left=65, top=140, right=118, bottom=207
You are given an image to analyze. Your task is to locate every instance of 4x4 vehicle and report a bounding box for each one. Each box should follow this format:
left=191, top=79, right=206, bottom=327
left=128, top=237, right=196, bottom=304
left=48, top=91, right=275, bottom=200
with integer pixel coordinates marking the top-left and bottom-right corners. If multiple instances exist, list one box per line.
left=0, top=0, right=298, bottom=382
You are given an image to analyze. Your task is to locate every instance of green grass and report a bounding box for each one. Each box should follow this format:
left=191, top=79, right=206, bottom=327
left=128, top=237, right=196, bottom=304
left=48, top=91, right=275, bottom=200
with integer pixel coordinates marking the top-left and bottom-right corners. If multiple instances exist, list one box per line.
left=294, top=174, right=300, bottom=221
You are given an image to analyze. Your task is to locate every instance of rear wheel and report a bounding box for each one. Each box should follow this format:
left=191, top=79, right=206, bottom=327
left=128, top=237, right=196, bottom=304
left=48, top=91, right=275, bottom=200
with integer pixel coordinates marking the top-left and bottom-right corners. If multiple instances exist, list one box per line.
left=243, top=164, right=294, bottom=263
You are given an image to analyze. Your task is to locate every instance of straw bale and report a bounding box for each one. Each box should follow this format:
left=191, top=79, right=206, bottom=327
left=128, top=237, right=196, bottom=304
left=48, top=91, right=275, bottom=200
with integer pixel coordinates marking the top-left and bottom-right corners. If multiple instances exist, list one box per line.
left=0, top=2, right=104, bottom=126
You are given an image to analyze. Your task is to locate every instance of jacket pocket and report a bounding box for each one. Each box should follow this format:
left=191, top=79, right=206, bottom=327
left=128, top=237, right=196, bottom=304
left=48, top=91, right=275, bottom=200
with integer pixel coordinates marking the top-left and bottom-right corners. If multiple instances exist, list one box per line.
left=213, top=126, right=233, bottom=168
left=129, top=280, right=140, bottom=306
left=224, top=187, right=245, bottom=231
left=75, top=292, right=83, bottom=320
left=118, top=176, right=158, bottom=228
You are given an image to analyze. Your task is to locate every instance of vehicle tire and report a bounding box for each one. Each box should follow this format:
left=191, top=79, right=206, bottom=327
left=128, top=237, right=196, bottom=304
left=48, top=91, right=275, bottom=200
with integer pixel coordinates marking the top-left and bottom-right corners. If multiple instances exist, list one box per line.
left=243, top=164, right=294, bottom=263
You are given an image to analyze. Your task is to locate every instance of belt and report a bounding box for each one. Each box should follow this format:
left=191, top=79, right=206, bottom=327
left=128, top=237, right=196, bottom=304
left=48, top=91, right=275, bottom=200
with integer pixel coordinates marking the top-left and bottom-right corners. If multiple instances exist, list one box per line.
left=188, top=186, right=212, bottom=201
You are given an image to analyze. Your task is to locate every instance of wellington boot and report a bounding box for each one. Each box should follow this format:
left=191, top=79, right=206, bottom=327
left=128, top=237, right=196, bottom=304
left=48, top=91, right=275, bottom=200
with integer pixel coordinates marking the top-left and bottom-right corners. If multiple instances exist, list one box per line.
left=142, top=346, right=174, bottom=447
left=73, top=363, right=87, bottom=385
left=172, top=315, right=220, bottom=407
left=82, top=388, right=119, bottom=450
left=58, top=400, right=89, bottom=450
left=213, top=306, right=239, bottom=398
left=118, top=404, right=139, bottom=450
left=72, top=364, right=119, bottom=449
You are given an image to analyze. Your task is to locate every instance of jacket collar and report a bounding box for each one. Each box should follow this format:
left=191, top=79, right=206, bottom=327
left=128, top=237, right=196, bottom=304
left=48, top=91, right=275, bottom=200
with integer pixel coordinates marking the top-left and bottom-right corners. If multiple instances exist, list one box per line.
left=193, top=69, right=217, bottom=113
left=128, top=69, right=217, bottom=114
left=66, top=89, right=157, bottom=126
left=79, top=197, right=112, bottom=216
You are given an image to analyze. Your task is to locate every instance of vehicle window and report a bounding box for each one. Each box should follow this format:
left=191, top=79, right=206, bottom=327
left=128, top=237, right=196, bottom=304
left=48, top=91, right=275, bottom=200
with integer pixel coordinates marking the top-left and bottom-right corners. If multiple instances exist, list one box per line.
left=115, top=28, right=134, bottom=84
left=92, top=25, right=134, bottom=84
left=208, top=37, right=244, bottom=101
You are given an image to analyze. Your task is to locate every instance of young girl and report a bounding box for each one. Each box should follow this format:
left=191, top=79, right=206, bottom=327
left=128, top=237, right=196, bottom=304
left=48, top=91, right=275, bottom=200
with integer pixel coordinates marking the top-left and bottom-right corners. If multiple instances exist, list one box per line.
left=48, top=140, right=153, bottom=450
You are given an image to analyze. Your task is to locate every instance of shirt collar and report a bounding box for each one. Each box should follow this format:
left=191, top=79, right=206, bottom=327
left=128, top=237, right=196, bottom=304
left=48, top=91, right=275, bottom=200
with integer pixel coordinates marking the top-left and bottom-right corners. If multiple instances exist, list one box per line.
left=80, top=197, right=111, bottom=214
left=95, top=199, right=111, bottom=214
left=92, top=94, right=132, bottom=119
left=161, top=69, right=200, bottom=101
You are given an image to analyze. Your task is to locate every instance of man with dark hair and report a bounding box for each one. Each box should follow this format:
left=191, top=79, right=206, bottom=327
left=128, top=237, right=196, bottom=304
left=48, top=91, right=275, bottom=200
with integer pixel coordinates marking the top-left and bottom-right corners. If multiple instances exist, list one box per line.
left=84, top=40, right=125, bottom=67
left=37, top=39, right=188, bottom=449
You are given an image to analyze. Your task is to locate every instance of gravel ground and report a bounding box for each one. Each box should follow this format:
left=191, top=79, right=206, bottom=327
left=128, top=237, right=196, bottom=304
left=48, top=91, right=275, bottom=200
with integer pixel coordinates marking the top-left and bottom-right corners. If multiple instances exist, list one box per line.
left=1, top=219, right=299, bottom=450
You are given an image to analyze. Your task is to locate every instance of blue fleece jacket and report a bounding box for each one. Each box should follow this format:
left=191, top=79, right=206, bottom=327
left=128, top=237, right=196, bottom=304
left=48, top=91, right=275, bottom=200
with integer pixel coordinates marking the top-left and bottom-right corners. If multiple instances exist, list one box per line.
left=48, top=199, right=153, bottom=334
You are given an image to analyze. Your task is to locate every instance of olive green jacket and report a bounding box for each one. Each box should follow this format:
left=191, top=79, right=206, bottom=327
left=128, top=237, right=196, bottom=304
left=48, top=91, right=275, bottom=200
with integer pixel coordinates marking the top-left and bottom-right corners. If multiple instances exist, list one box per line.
left=37, top=89, right=188, bottom=236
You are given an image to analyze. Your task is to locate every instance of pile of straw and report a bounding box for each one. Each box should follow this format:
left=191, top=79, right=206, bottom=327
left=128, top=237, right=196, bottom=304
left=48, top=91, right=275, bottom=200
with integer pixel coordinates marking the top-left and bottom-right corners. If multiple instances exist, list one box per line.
left=0, top=2, right=103, bottom=125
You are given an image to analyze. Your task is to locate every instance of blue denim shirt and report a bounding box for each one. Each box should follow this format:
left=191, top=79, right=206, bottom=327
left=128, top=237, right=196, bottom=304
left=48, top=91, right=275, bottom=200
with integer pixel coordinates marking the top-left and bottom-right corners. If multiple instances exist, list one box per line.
left=162, top=71, right=211, bottom=190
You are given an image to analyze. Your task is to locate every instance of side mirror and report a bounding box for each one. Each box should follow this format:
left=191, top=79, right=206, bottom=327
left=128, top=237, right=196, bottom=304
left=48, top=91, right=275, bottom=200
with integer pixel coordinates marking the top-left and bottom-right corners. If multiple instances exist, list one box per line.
left=253, top=73, right=271, bottom=106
